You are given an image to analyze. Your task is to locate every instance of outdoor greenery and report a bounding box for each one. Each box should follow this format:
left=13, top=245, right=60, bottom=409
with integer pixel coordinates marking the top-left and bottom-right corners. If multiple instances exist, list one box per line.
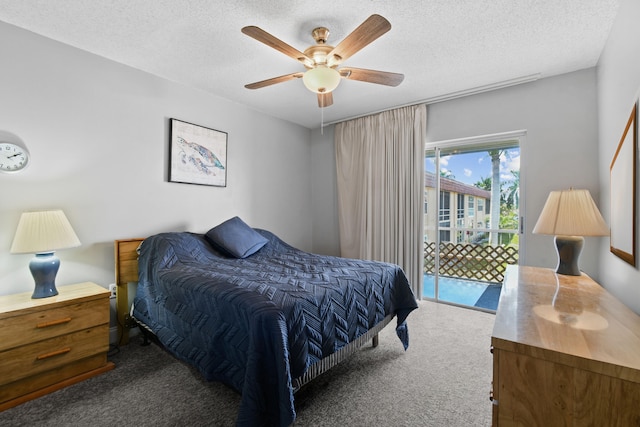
left=474, top=162, right=519, bottom=247
left=424, top=148, right=520, bottom=286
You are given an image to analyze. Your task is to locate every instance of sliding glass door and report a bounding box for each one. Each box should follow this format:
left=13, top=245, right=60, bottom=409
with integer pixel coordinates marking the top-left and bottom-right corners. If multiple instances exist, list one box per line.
left=423, top=133, right=523, bottom=311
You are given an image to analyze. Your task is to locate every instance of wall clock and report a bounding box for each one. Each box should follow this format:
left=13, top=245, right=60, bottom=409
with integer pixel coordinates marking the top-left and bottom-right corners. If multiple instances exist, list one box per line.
left=0, top=130, right=30, bottom=173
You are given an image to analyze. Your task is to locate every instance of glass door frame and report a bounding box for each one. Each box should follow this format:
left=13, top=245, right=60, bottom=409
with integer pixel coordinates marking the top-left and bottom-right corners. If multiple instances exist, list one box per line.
left=425, top=130, right=527, bottom=308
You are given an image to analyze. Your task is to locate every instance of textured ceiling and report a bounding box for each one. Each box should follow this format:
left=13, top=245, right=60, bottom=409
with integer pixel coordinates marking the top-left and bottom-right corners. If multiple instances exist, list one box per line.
left=0, top=0, right=620, bottom=129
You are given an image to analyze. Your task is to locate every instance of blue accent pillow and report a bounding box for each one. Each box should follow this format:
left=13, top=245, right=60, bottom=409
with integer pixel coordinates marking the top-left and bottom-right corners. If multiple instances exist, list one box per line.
left=205, top=216, right=268, bottom=258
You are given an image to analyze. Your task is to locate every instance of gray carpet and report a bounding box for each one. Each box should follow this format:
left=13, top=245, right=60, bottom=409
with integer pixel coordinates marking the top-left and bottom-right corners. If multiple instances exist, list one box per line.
left=0, top=301, right=495, bottom=426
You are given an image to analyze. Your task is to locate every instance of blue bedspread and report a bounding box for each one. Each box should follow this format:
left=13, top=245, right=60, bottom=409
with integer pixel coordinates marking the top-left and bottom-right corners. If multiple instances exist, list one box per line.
left=133, top=230, right=418, bottom=426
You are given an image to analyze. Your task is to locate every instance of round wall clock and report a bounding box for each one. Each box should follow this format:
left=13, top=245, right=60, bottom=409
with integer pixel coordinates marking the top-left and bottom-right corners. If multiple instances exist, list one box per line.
left=0, top=130, right=30, bottom=173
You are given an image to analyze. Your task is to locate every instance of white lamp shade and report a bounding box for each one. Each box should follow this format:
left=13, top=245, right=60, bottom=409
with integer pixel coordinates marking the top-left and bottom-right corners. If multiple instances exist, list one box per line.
left=532, top=189, right=609, bottom=237
left=10, top=210, right=81, bottom=254
left=302, top=66, right=341, bottom=94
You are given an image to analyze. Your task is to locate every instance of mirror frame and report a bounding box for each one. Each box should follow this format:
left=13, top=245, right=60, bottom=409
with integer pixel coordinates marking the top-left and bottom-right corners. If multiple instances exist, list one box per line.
left=610, top=103, right=637, bottom=266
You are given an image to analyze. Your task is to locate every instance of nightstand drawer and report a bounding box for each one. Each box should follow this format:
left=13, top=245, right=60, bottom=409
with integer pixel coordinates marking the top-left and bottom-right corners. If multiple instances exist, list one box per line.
left=0, top=324, right=109, bottom=385
left=0, top=298, right=108, bottom=352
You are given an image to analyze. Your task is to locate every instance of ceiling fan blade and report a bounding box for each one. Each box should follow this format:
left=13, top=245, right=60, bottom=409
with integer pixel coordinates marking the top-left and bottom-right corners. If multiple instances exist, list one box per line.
left=242, top=26, right=312, bottom=66
left=317, top=92, right=333, bottom=108
left=327, top=14, right=391, bottom=66
left=245, top=72, right=303, bottom=89
left=339, top=67, right=404, bottom=87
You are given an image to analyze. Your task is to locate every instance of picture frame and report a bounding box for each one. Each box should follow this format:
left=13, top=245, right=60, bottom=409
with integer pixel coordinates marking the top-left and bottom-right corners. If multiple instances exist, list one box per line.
left=169, top=118, right=227, bottom=187
left=609, top=103, right=637, bottom=266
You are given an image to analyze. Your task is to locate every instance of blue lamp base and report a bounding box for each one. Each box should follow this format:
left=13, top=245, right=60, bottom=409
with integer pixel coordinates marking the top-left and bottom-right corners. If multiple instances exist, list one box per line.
left=554, top=235, right=584, bottom=276
left=29, top=252, right=60, bottom=299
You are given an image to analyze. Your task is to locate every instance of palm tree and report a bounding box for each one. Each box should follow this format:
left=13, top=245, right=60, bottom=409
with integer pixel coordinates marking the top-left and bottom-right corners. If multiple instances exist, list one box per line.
left=440, top=169, right=455, bottom=179
left=503, top=171, right=520, bottom=209
left=474, top=177, right=492, bottom=191
left=488, top=150, right=503, bottom=246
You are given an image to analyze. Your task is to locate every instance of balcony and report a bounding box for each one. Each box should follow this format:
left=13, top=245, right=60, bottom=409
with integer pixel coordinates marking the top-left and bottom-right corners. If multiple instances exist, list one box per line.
left=423, top=239, right=519, bottom=311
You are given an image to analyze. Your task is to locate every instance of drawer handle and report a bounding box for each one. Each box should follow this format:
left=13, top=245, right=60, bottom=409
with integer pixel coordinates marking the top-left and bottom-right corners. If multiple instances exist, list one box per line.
left=36, top=347, right=72, bottom=360
left=36, top=317, right=72, bottom=328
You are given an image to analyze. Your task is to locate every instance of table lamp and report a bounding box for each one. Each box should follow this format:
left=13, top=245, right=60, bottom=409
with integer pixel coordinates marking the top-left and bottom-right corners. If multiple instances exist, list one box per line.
left=533, top=189, right=609, bottom=276
left=10, top=210, right=81, bottom=298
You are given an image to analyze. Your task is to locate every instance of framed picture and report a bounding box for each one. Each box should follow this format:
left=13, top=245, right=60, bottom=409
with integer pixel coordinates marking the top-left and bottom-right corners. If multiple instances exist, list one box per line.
left=169, top=118, right=227, bottom=187
left=610, top=103, right=637, bottom=266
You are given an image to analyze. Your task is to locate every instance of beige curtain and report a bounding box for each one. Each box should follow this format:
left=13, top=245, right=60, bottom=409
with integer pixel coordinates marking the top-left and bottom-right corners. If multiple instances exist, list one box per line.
left=335, top=104, right=426, bottom=297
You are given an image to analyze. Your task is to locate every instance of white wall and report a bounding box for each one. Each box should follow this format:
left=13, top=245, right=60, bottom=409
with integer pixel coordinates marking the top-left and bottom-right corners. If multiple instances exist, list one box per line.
left=596, top=0, right=640, bottom=314
left=427, top=70, right=601, bottom=276
left=0, top=22, right=312, bottom=298
left=311, top=69, right=602, bottom=279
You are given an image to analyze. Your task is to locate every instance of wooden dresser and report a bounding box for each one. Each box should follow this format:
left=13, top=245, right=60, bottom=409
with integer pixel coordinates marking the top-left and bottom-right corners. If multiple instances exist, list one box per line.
left=0, top=282, right=115, bottom=411
left=491, top=265, right=640, bottom=426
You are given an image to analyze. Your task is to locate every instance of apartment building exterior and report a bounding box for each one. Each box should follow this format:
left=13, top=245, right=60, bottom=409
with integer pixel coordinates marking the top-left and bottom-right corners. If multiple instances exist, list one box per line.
left=424, top=173, right=491, bottom=244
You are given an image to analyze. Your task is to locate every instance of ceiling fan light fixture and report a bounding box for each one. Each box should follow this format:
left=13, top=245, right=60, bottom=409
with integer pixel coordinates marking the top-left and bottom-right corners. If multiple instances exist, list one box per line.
left=243, top=15, right=402, bottom=107
left=302, top=66, right=341, bottom=94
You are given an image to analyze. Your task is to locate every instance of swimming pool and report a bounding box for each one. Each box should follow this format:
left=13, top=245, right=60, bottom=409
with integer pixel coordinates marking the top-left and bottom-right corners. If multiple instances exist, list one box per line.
left=423, top=275, right=491, bottom=306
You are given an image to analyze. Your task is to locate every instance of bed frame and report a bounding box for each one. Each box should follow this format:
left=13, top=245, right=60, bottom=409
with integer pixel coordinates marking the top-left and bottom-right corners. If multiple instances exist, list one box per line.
left=113, top=237, right=390, bottom=390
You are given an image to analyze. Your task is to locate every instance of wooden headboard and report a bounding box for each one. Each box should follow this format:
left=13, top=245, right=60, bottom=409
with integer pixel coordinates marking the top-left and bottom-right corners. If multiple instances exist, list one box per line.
left=114, top=238, right=145, bottom=344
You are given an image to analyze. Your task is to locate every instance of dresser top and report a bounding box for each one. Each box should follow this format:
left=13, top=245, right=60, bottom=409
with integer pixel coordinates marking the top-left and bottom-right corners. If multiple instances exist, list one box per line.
left=492, top=265, right=640, bottom=381
left=0, top=282, right=108, bottom=318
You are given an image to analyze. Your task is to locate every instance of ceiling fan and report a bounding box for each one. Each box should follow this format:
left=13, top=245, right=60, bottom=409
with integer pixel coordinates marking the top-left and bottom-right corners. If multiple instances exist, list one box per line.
left=241, top=14, right=404, bottom=108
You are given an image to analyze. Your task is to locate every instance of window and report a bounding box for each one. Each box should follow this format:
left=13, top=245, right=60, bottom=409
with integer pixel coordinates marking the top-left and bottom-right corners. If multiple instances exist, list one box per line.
left=424, top=191, right=428, bottom=213
left=439, top=191, right=450, bottom=224
left=424, top=131, right=524, bottom=309
left=457, top=194, right=465, bottom=221
left=439, top=191, right=451, bottom=242
left=456, top=193, right=465, bottom=243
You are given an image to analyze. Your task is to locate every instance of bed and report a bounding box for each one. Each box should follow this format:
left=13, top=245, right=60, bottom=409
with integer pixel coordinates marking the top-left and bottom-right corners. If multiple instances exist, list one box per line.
left=114, top=218, right=418, bottom=426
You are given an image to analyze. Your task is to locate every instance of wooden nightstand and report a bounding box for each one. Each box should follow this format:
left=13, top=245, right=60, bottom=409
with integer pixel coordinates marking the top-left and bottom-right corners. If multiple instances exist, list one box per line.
left=0, top=282, right=115, bottom=411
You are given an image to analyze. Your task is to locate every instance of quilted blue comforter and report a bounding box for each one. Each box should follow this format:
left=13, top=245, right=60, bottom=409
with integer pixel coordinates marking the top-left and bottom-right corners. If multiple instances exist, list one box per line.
left=133, top=230, right=418, bottom=426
